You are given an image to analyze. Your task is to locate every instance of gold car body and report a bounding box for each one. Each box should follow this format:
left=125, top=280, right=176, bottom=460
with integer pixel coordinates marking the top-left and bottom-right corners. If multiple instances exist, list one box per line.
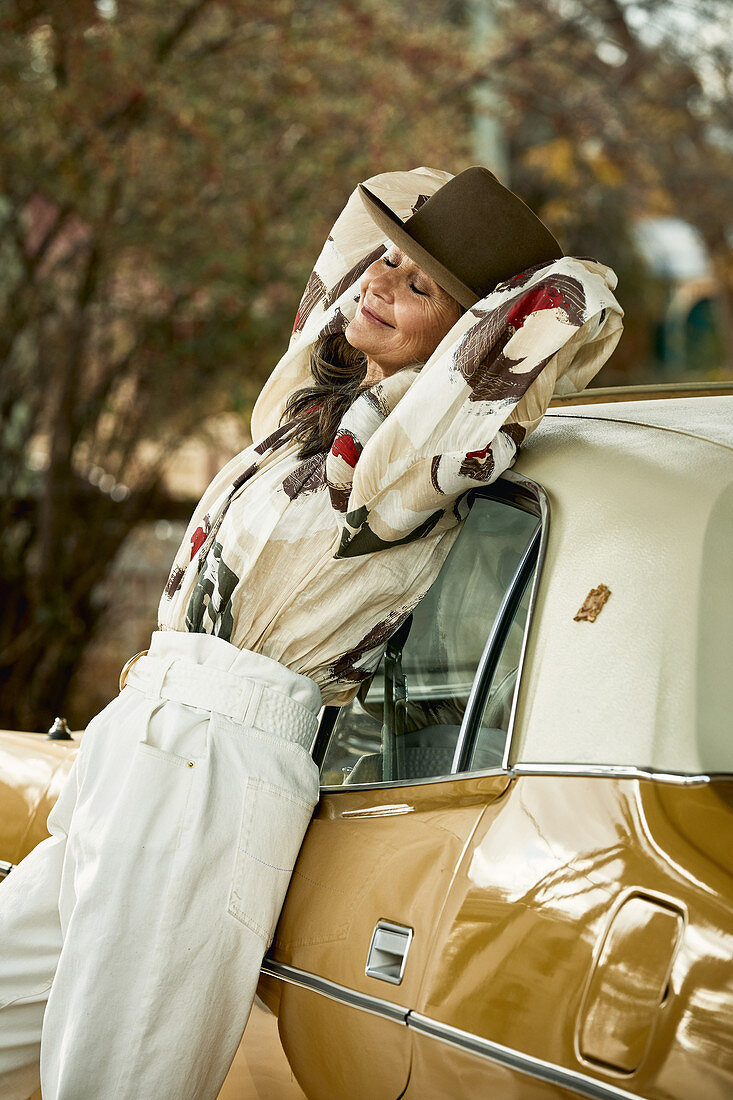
left=0, top=730, right=78, bottom=871
left=2, top=388, right=732, bottom=1099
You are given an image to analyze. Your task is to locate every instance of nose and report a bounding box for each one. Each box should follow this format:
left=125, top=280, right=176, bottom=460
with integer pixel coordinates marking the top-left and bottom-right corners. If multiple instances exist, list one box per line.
left=362, top=260, right=394, bottom=302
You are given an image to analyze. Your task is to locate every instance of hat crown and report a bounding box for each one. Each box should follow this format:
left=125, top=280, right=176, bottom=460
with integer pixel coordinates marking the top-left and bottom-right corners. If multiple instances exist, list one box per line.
left=359, top=166, right=563, bottom=307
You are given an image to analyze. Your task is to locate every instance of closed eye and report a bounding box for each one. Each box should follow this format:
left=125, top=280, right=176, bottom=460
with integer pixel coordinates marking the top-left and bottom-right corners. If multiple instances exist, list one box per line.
left=383, top=256, right=428, bottom=294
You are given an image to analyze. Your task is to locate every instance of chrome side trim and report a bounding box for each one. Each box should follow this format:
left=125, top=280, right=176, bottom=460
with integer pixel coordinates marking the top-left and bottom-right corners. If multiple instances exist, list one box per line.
left=511, top=763, right=714, bottom=787
left=408, top=1013, right=643, bottom=1100
left=260, top=959, right=408, bottom=1024
left=0, top=860, right=13, bottom=882
left=260, top=960, right=642, bottom=1100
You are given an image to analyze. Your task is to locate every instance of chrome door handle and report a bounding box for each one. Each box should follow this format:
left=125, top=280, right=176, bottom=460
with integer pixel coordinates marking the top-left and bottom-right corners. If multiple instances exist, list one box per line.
left=365, top=920, right=413, bottom=985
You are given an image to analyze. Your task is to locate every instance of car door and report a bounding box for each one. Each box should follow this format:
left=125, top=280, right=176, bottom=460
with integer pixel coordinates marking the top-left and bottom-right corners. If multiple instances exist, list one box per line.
left=235, top=475, right=544, bottom=1099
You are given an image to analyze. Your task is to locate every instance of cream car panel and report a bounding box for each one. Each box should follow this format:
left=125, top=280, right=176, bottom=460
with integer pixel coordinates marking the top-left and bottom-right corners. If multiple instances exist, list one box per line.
left=508, top=400, right=733, bottom=774
left=551, top=395, right=733, bottom=451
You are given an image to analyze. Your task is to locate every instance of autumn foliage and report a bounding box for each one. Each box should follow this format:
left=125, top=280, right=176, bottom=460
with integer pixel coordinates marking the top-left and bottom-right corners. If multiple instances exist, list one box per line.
left=0, top=0, right=730, bottom=726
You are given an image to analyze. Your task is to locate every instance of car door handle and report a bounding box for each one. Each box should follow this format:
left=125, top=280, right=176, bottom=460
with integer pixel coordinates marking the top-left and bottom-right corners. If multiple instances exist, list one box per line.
left=365, top=920, right=413, bottom=985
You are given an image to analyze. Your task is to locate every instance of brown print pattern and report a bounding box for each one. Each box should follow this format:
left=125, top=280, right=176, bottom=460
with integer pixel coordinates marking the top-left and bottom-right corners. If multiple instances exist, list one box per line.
left=458, top=441, right=495, bottom=481
left=253, top=423, right=294, bottom=456
left=164, top=565, right=185, bottom=600
left=294, top=270, right=328, bottom=333
left=453, top=300, right=514, bottom=384
left=364, top=387, right=388, bottom=417
left=502, top=274, right=586, bottom=333
left=336, top=507, right=445, bottom=558
left=452, top=493, right=472, bottom=524
left=454, top=272, right=589, bottom=405
left=492, top=259, right=556, bottom=296
left=469, top=350, right=555, bottom=405
left=282, top=451, right=327, bottom=501
left=323, top=245, right=386, bottom=310
left=231, top=463, right=259, bottom=491
left=328, top=482, right=351, bottom=514
left=330, top=606, right=411, bottom=684
left=500, top=422, right=526, bottom=448
left=318, top=306, right=349, bottom=340
left=430, top=455, right=444, bottom=494
left=547, top=274, right=587, bottom=327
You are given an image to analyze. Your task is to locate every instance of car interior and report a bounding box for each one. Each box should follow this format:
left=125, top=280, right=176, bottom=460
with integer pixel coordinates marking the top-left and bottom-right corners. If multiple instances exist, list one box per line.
left=317, top=491, right=540, bottom=787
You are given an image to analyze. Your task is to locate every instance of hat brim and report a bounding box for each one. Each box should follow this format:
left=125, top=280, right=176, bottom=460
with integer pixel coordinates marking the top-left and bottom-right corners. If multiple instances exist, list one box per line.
left=358, top=184, right=478, bottom=309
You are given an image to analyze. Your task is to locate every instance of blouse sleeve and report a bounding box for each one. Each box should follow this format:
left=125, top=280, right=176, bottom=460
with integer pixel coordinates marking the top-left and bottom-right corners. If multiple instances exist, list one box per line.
left=329, top=256, right=624, bottom=558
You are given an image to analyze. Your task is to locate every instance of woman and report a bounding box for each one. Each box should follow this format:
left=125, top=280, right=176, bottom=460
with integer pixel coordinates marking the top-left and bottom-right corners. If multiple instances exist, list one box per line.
left=0, top=166, right=623, bottom=1100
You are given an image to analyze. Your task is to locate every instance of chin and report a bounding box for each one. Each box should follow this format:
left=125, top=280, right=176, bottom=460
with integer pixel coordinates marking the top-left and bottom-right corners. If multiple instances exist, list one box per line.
left=344, top=319, right=367, bottom=353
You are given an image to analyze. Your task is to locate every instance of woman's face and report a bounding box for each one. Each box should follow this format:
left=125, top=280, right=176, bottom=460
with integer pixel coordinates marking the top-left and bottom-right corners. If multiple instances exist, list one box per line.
left=345, top=244, right=463, bottom=380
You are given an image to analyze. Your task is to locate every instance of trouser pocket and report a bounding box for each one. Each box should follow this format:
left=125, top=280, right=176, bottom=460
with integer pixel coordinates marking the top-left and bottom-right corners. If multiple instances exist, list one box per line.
left=228, top=777, right=314, bottom=944
left=105, top=740, right=197, bottom=856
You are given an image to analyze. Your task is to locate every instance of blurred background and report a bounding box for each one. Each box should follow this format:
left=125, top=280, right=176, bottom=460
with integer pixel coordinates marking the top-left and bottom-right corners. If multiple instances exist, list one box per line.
left=1, top=0, right=731, bottom=729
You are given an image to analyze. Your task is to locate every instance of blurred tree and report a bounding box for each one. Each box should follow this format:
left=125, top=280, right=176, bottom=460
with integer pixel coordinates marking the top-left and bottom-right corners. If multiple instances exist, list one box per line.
left=0, top=0, right=730, bottom=727
left=462, top=0, right=733, bottom=381
left=0, top=0, right=470, bottom=727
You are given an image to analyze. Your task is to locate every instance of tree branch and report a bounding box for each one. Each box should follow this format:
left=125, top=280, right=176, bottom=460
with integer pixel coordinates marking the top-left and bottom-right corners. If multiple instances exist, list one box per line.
left=155, top=0, right=214, bottom=62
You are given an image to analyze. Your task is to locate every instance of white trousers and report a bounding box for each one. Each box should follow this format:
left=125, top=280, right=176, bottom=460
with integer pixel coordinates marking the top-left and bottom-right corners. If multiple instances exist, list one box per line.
left=0, top=631, right=321, bottom=1100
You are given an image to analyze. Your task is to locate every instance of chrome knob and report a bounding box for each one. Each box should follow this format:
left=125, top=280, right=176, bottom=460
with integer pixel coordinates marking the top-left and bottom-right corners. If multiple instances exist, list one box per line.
left=47, top=717, right=73, bottom=741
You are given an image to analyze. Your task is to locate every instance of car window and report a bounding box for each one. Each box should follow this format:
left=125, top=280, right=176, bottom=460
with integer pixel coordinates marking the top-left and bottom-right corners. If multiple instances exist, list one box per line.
left=319, top=492, right=540, bottom=787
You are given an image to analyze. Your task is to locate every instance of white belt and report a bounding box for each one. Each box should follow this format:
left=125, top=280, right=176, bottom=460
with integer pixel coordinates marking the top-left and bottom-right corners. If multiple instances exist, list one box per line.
left=123, top=652, right=319, bottom=751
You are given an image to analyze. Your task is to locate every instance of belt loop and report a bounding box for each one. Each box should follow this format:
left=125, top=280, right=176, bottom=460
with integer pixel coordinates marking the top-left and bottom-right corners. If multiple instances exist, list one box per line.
left=241, top=680, right=265, bottom=728
left=149, top=656, right=175, bottom=699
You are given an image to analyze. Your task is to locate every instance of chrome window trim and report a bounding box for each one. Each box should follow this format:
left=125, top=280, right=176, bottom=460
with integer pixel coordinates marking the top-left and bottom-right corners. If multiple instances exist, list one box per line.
left=260, top=960, right=642, bottom=1100
left=510, top=763, right=715, bottom=787
left=318, top=766, right=509, bottom=793
left=408, top=1013, right=643, bottom=1100
left=498, top=470, right=550, bottom=771
left=318, top=473, right=548, bottom=793
left=316, top=763, right=720, bottom=793
left=451, top=521, right=540, bottom=774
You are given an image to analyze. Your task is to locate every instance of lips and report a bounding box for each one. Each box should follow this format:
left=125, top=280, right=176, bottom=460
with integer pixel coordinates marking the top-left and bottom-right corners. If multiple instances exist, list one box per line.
left=360, top=303, right=394, bottom=328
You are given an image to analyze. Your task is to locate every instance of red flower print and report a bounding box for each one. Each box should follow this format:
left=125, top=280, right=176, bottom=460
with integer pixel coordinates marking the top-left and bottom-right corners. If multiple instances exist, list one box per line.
left=466, top=444, right=490, bottom=460
left=190, top=514, right=211, bottom=560
left=507, top=286, right=565, bottom=332
left=331, top=431, right=362, bottom=468
left=190, top=527, right=206, bottom=559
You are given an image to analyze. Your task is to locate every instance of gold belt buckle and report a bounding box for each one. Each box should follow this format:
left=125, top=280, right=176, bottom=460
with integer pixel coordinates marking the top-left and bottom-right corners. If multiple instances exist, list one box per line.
left=119, top=650, right=148, bottom=692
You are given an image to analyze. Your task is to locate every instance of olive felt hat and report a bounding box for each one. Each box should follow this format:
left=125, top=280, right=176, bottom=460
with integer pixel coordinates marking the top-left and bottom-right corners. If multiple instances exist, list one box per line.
left=358, top=166, right=563, bottom=309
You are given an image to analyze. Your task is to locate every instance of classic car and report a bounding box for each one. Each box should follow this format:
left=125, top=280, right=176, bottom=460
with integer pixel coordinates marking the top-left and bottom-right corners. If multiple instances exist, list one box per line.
left=2, top=386, right=732, bottom=1100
